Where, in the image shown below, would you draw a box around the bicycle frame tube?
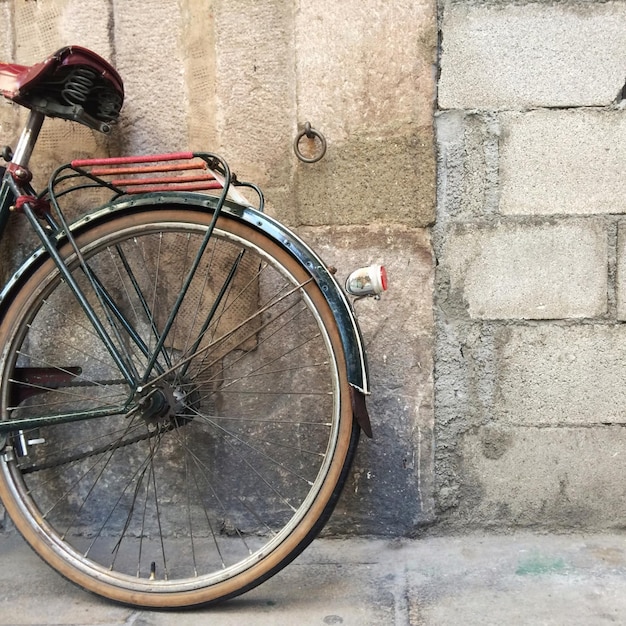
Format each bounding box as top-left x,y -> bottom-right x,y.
0,179 -> 13,236
17,201 -> 138,386
12,110 -> 45,166
0,110 -> 46,235
0,110 -> 138,387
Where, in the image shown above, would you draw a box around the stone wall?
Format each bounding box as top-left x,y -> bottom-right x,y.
0,0 -> 437,536
435,0 -> 626,531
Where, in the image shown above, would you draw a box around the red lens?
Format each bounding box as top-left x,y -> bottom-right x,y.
379,265 -> 388,291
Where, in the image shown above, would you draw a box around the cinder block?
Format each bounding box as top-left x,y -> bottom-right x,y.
442,221 -> 607,319
495,325 -> 626,426
436,111 -> 500,222
500,110 -> 626,216
439,2 -> 626,109
298,225 -> 436,533
614,223 -> 626,320
459,426 -> 626,529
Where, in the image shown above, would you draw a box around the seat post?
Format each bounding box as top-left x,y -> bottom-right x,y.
11,109 -> 45,168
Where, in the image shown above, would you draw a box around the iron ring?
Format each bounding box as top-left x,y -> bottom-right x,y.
294,122 -> 327,163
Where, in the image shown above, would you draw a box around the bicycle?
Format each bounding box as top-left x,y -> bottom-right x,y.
0,46 -> 386,608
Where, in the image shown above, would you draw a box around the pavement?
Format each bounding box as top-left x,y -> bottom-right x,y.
2,530 -> 626,625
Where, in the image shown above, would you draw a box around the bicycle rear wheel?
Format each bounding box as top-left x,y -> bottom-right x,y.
0,206 -> 358,607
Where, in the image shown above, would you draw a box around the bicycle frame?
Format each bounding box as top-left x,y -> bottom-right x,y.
0,110 -> 374,437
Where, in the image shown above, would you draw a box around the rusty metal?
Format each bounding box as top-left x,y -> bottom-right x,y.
12,195 -> 51,218
294,122 -> 327,163
350,386 -> 372,438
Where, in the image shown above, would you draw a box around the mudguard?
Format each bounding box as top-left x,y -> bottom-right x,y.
0,192 -> 373,436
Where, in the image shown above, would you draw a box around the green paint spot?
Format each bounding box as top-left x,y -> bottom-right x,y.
515,554 -> 567,576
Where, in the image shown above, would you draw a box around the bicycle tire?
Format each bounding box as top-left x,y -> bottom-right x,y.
0,206 -> 359,608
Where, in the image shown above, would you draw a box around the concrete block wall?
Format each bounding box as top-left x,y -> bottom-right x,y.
435,0 -> 626,530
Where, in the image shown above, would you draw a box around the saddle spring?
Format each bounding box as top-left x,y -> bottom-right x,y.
61,67 -> 97,106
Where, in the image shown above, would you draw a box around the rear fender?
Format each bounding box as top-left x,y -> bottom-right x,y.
0,192 -> 373,435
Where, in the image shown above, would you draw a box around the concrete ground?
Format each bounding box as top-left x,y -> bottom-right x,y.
1,531 -> 626,625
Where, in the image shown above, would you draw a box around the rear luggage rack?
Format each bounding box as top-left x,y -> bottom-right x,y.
46,151 -> 264,212
71,152 -> 224,194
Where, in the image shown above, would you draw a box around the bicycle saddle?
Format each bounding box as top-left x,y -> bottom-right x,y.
0,46 -> 124,133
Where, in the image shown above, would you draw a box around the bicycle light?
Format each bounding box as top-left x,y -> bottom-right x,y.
345,264 -> 388,297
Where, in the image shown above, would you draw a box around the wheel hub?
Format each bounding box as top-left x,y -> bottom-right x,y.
137,383 -> 188,427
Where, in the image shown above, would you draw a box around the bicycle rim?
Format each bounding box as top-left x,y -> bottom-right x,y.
0,207 -> 357,607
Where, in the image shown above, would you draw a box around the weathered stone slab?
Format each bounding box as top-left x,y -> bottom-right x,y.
298,224 -> 435,533
112,2 -> 188,154
213,0 -> 294,191
294,0 -> 436,226
296,1 -> 435,142
295,133 -> 436,227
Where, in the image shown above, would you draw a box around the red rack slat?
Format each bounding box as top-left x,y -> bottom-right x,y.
90,162 -> 206,176
71,152 -> 195,168
110,173 -> 218,187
